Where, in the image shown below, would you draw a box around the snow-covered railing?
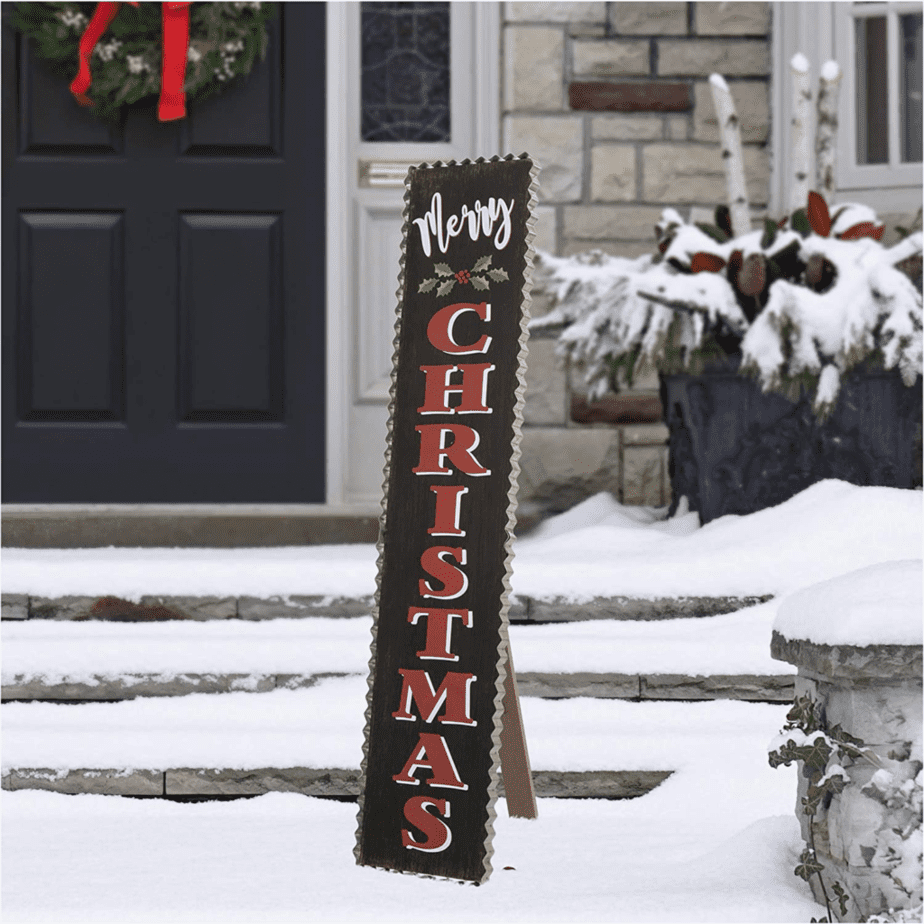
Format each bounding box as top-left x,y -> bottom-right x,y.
770,561 -> 923,921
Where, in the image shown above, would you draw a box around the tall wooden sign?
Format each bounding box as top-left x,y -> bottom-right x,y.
355,155 -> 539,884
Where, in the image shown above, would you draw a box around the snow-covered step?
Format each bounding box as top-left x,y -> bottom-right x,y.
1,606 -> 795,703
1,677 -> 789,800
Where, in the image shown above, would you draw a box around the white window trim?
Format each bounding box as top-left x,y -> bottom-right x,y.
834,1 -> 922,191
325,2 -> 501,505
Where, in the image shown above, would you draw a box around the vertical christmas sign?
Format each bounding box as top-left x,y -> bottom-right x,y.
355,155 -> 539,884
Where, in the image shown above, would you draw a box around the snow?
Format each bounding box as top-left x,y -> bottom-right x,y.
2,792 -> 818,924
709,72 -> 729,92
774,560 -> 923,646
3,480 -> 919,602
1,678 -> 789,775
821,60 -> 841,82
791,52 -> 810,73
1,601 -> 794,682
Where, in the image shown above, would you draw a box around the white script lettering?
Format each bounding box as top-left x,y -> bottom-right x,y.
413,193 -> 514,257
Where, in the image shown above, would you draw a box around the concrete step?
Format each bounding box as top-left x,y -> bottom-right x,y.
2,591 -> 772,623
2,670 -> 793,703
1,766 -> 673,800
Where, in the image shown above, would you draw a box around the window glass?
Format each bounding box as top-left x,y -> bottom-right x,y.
360,2 -> 450,143
900,12 -> 923,162
855,16 -> 889,164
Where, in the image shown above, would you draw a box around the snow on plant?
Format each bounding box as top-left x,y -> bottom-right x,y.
533,193 -> 923,420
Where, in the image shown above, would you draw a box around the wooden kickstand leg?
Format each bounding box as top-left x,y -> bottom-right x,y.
499,636 -> 538,819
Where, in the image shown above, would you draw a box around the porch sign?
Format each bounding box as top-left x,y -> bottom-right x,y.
355,155 -> 540,884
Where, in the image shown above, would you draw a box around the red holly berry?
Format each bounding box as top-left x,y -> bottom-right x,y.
454,269 -> 471,284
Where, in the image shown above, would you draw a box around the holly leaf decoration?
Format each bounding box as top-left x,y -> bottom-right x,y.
838,222 -> 885,241
433,263 -> 454,277
690,252 -> 727,273
418,277 -> 438,294
791,208 -> 812,238
487,268 -> 509,282
473,255 -> 493,272
470,275 -> 490,291
437,279 -> 456,297
760,218 -> 777,250
807,191 -> 832,237
695,222 -> 730,244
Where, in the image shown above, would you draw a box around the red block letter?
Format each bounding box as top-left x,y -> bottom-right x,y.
419,546 -> 468,600
402,797 -> 452,853
427,302 -> 492,355
393,732 -> 468,790
392,669 -> 477,726
417,363 -> 495,415
407,607 -> 473,661
428,485 -> 468,537
413,424 -> 490,477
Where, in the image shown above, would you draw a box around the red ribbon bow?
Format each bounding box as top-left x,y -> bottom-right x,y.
70,1 -> 192,121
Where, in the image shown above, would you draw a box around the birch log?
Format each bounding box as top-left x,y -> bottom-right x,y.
815,60 -> 842,203
790,53 -> 812,212
709,73 -> 751,237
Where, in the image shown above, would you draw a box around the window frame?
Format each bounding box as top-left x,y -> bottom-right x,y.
834,1 -> 923,191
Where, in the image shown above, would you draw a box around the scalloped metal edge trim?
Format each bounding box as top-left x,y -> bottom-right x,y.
354,153 -> 540,885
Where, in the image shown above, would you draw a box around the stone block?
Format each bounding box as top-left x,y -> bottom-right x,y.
657,38 -> 770,77
165,767 -> 361,797
622,422 -> 669,445
532,204 -> 558,254
590,145 -> 636,201
504,26 -> 565,110
505,2 -> 606,23
641,142 -> 769,205
572,40 -> 650,77
823,681 -> 923,748
571,393 -> 663,425
693,79 -> 769,143
525,594 -> 772,621
640,673 -> 795,702
523,338 -> 568,425
622,444 -> 667,505
666,115 -> 688,140
593,115 -> 665,141
696,2 -> 770,36
237,595 -> 374,619
5,768 -> 163,795
518,770 -> 673,799
562,240 -> 655,259
2,594 -> 29,620
516,672 -> 641,698
570,81 -> 690,112
612,3 -> 688,35
29,596 -> 99,620
139,596 -> 236,620
565,204 -> 661,240
503,115 -> 583,202
517,426 -> 622,516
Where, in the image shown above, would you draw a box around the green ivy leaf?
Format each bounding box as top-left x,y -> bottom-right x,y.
832,881 -> 849,917
473,255 -> 493,272
695,222 -> 730,244
795,850 -> 825,881
418,277 -> 438,293
433,263 -> 454,277
791,208 -> 812,238
760,217 -> 777,249
487,268 -> 509,282
436,278 -> 456,297
470,275 -> 490,291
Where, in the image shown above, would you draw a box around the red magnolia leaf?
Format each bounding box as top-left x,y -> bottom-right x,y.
838,222 -> 885,241
690,252 -> 727,273
807,191 -> 831,237
737,253 -> 767,296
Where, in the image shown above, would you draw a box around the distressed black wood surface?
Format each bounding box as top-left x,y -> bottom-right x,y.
357,157 -> 535,883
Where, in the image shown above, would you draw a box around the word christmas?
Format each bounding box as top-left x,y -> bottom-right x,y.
356,157 -> 537,884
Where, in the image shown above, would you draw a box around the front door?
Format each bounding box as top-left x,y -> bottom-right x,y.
2,3 -> 326,502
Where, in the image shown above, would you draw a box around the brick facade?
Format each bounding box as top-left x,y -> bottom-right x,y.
505,1 -> 772,517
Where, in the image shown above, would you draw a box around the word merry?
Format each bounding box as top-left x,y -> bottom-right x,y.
413,193 -> 514,257
394,301 -> 496,854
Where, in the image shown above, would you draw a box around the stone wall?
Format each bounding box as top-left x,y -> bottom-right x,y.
503,2 -> 772,522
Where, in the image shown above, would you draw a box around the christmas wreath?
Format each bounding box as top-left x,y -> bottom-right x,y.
11,2 -> 273,122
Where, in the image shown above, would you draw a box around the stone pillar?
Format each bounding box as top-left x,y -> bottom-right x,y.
771,623 -> 923,919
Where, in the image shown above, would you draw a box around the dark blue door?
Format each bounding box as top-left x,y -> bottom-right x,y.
2,4 -> 326,502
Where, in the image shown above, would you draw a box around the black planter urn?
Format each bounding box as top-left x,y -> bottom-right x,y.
659,359 -> 923,524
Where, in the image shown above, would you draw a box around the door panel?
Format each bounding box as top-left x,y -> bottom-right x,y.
3,4 -> 326,502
